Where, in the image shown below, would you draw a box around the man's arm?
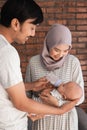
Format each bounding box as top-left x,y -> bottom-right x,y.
6,82 -> 78,115
25,77 -> 48,91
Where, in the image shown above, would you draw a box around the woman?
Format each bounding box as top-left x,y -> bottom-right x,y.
25,24 -> 84,130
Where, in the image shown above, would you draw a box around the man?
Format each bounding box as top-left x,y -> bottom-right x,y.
0,0 -> 78,129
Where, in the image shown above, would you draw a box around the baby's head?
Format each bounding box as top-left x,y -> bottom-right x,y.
58,81 -> 82,100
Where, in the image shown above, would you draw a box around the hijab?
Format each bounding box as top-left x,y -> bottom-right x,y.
41,24 -> 72,71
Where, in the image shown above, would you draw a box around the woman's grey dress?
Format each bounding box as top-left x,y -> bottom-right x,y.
25,54 -> 84,130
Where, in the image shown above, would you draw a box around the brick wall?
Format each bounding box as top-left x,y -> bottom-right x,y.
0,0 -> 87,112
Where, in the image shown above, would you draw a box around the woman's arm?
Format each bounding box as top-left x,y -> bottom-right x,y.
72,57 -> 84,105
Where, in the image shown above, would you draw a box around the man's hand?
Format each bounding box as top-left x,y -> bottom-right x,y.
28,113 -> 44,121
25,77 -> 49,92
32,77 -> 49,92
41,87 -> 53,94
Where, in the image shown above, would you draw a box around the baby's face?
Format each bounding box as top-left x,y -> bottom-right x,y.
58,83 -> 70,99
58,82 -> 78,100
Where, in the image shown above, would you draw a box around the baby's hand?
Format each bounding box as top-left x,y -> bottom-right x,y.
40,92 -> 58,107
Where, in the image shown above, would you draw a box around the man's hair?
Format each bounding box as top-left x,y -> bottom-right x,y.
0,0 -> 43,27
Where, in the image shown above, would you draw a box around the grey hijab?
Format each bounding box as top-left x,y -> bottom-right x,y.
41,24 -> 72,71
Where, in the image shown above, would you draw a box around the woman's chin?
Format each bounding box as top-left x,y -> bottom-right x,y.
54,57 -> 63,61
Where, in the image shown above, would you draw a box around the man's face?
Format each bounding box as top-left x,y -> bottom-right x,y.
14,19 -> 37,44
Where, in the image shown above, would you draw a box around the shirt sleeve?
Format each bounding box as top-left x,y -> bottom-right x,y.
0,47 -> 23,89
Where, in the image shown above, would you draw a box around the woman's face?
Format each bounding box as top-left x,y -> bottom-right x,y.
49,44 -> 70,61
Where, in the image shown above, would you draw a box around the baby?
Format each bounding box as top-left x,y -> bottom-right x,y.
41,81 -> 82,107
33,73 -> 82,104
28,81 -> 82,121
28,78 -> 82,121
51,81 -> 82,103
41,73 -> 82,107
